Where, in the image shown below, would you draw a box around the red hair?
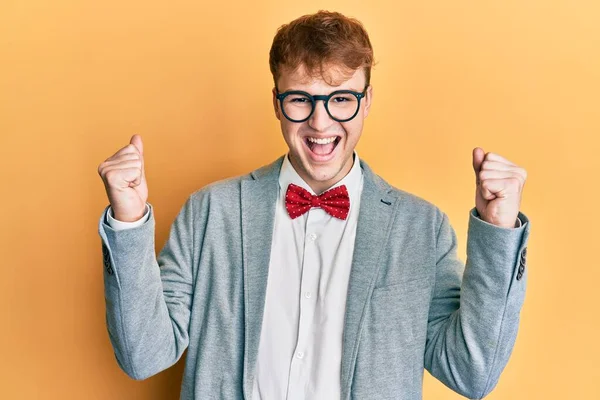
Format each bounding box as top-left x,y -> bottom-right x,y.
269,10 -> 375,87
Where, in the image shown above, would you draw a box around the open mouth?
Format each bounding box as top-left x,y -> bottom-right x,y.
304,136 -> 342,157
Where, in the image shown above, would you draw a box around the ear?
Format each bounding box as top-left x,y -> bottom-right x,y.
363,85 -> 373,119
272,87 -> 281,121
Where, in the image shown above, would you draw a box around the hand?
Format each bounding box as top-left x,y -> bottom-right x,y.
472,147 -> 527,228
98,134 -> 148,222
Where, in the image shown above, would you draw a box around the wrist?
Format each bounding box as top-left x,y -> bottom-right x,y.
112,205 -> 147,222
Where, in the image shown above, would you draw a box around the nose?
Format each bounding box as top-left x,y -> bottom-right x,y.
307,99 -> 335,132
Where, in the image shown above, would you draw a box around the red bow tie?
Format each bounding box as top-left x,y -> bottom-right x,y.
285,183 -> 350,220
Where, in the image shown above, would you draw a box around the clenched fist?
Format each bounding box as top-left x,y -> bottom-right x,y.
472,147 -> 527,228
98,134 -> 148,222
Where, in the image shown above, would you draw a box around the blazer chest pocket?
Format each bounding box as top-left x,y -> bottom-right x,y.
371,275 -> 430,299
369,276 -> 431,343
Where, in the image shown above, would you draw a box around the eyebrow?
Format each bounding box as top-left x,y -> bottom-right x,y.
279,86 -> 363,93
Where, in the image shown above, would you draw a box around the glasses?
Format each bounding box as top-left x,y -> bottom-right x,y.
275,85 -> 369,123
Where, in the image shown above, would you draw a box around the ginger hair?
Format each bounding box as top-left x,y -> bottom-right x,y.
269,10 -> 375,88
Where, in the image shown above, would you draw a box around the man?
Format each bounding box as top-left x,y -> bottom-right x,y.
97,10 -> 530,400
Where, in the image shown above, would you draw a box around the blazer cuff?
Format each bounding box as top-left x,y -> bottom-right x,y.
466,207 -> 531,305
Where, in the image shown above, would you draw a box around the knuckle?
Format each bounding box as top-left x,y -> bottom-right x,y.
105,169 -> 117,182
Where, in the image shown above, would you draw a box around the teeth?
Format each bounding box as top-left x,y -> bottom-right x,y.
307,137 -> 337,145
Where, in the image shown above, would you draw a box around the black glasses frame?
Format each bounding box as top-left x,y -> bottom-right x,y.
275,85 -> 369,123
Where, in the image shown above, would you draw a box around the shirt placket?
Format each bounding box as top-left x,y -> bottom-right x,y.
286,208 -> 324,400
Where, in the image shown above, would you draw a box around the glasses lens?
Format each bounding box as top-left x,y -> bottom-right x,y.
327,92 -> 360,121
282,93 -> 313,121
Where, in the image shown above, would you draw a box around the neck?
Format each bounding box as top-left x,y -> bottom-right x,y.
290,153 -> 355,194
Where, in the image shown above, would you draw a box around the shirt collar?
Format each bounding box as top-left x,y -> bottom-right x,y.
278,151 -> 363,205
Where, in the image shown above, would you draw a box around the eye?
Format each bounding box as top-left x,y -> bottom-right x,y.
331,94 -> 354,103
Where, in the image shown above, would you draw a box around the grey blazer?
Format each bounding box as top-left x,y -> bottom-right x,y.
98,155 -> 530,400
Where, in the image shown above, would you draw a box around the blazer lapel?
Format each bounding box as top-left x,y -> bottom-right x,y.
340,159 -> 401,399
240,156 -> 284,398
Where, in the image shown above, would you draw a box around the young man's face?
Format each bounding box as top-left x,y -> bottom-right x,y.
272,65 -> 373,194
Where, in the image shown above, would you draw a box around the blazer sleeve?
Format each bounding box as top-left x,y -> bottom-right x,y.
423,207 -> 531,399
97,195 -> 196,380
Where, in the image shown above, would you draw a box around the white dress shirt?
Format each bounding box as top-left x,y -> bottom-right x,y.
251,152 -> 363,399
105,152 -> 521,400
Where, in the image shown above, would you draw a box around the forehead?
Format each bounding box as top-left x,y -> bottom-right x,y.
277,63 -> 366,92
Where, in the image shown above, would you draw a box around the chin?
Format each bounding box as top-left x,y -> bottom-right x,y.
310,161 -> 347,181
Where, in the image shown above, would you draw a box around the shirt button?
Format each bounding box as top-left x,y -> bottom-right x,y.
309,233 -> 317,241
296,351 -> 304,359
305,291 -> 312,299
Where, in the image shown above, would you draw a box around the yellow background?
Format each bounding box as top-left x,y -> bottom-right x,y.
1,0 -> 599,398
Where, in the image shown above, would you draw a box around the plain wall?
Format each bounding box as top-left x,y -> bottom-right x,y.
1,0 -> 599,398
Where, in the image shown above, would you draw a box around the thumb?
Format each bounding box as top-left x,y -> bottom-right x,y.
130,134 -> 144,156
472,147 -> 485,182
